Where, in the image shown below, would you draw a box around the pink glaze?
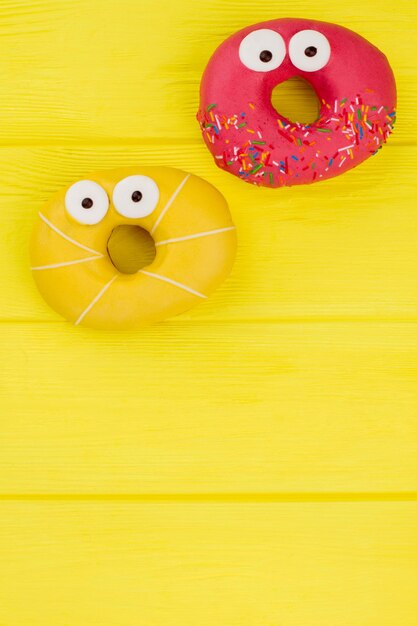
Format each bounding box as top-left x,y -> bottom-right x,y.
197,19 -> 396,187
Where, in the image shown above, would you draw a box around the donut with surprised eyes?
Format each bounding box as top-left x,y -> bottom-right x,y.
197,19 -> 396,187
31,167 -> 236,329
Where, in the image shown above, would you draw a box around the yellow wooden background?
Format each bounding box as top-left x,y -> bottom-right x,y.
0,0 -> 416,624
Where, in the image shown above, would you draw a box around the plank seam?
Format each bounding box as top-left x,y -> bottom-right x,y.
1,493 -> 417,503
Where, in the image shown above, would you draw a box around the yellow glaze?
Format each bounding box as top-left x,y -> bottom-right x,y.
30,167 -> 236,329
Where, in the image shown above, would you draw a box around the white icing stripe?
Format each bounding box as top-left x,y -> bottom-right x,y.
31,255 -> 102,271
155,225 -> 236,247
74,275 -> 117,326
150,174 -> 190,236
139,270 -> 207,299
39,212 -> 102,256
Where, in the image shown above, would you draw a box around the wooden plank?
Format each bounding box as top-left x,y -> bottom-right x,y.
0,501 -> 415,625
0,0 -> 412,144
0,321 -> 416,493
1,144 -> 416,322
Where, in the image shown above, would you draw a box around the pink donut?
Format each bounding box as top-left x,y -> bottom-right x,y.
197,19 -> 396,187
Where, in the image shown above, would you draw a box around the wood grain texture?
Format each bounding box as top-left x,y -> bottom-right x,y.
1,145 -> 417,322
0,0 -> 415,144
0,501 -> 416,626
0,0 -> 416,622
0,321 -> 416,493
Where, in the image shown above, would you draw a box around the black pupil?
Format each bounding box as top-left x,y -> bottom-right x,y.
131,190 -> 142,202
259,49 -> 273,63
81,197 -> 93,209
304,46 -> 317,57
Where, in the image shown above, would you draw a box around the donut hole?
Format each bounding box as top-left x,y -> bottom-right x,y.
107,225 -> 156,274
271,77 -> 320,124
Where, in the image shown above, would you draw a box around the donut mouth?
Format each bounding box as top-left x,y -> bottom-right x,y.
106,225 -> 156,275
270,76 -> 320,125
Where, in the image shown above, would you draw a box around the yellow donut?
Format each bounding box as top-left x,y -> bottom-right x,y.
30,166 -> 236,329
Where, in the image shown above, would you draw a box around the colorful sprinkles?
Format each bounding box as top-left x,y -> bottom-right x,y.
197,96 -> 396,187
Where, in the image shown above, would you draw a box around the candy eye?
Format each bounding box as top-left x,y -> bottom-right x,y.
112,175 -> 160,218
239,29 -> 286,72
289,30 -> 331,72
65,180 -> 109,225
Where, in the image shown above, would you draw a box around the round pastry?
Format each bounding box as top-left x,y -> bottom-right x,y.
197,18 -> 396,187
31,167 -> 236,329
